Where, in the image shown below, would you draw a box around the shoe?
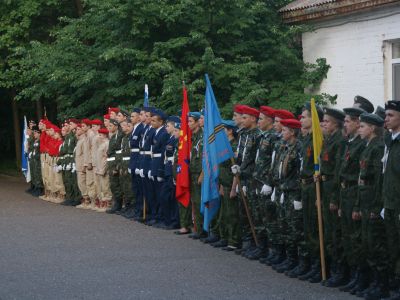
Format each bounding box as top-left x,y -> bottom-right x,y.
234,248 -> 243,255
201,235 -> 219,244
349,270 -> 369,295
339,268 -> 359,292
221,245 -> 237,251
106,206 -> 121,214
211,240 -> 228,248
308,271 -> 322,283
364,272 -> 390,300
174,230 -> 190,235
286,260 -> 310,278
298,262 -> 320,281
276,259 -> 297,274
61,199 -> 74,206
246,247 -> 268,260
146,219 -> 157,226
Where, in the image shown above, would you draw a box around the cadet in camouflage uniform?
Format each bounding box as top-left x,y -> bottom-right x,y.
355,113 -> 389,299
273,119 -> 304,274
382,100 -> 400,299
246,106 -> 277,260
298,103 -> 324,283
188,112 -> 204,239
230,105 -> 261,258
106,118 -> 124,213
337,107 -> 367,293
320,108 -> 346,287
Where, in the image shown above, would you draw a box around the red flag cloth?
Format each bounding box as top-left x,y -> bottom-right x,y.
175,86 -> 192,207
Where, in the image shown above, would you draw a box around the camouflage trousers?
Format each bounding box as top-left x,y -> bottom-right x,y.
218,186 -> 240,246
301,181 -> 318,261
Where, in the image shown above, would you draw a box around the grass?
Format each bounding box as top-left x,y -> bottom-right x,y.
0,159 -> 22,177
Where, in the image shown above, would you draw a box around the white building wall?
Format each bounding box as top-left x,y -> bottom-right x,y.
302,5 -> 400,109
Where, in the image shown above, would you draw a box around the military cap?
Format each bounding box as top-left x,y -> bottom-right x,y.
108,107 -> 120,114
354,95 -> 374,113
303,102 -> 324,120
98,128 -> 109,135
118,109 -> 130,117
241,105 -> 259,117
91,119 -> 102,126
188,112 -> 201,120
200,108 -> 205,116
143,106 -> 155,113
167,116 -> 181,124
153,108 -> 167,121
274,109 -> 295,120
360,113 -> 384,127
375,106 -> 386,120
385,100 -> 400,112
175,122 -> 181,130
343,107 -> 366,117
234,104 -> 244,114
280,119 -> 301,129
323,107 -> 345,121
81,118 -> 91,125
259,106 -> 275,118
109,119 -> 119,126
32,125 -> 40,132
132,108 -> 141,114
222,119 -> 237,130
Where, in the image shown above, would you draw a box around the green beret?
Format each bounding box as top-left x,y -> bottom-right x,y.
375,106 -> 386,120
343,107 -> 365,118
323,107 -> 345,121
119,109 -> 130,117
303,102 -> 323,120
385,100 -> 400,112
109,119 -> 119,126
359,113 -> 384,127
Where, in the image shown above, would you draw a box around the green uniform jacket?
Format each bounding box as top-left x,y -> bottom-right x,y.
107,129 -> 123,171
356,136 -> 384,214
382,133 -> 400,210
65,131 -> 77,167
299,133 -> 315,179
271,135 -> 285,187
239,127 -> 261,180
253,128 -> 277,185
235,127 -> 247,165
219,138 -> 238,187
339,135 -> 366,185
190,129 -> 203,176
279,141 -> 301,197
320,130 -> 346,205
120,133 -> 131,170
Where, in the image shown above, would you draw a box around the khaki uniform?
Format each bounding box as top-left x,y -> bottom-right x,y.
84,129 -> 96,201
94,138 -> 112,202
75,134 -> 87,197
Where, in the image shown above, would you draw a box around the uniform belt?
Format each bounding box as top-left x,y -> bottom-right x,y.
358,179 -> 372,186
131,148 -> 140,153
144,151 -> 152,155
301,177 -> 314,185
167,157 -> 174,162
341,180 -> 358,189
122,157 -> 130,161
321,175 -> 333,182
152,153 -> 162,158
107,157 -> 116,161
116,150 -> 122,154
140,151 -> 144,155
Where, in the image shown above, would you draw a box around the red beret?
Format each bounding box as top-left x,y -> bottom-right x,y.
280,119 -> 301,129
91,119 -> 102,126
76,123 -> 82,128
259,106 -> 275,118
103,114 -> 110,120
98,128 -> 109,135
81,118 -> 91,125
108,107 -> 120,114
69,118 -> 80,124
234,104 -> 244,114
241,105 -> 259,117
274,109 -> 295,120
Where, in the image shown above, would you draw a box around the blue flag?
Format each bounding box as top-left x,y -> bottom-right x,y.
144,84 -> 149,107
201,74 -> 234,232
21,116 -> 31,182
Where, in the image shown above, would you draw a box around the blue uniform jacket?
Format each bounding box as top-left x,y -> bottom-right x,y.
150,126 -> 169,177
129,123 -> 144,171
164,135 -> 177,177
141,126 -> 155,173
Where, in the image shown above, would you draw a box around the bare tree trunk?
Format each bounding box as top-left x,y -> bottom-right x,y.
10,90 -> 21,170
36,99 -> 43,121
74,0 -> 83,17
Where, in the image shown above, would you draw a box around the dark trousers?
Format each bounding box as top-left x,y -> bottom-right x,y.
132,172 -> 143,217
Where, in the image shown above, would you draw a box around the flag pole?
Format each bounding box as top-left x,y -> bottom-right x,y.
315,177 -> 326,281
231,158 -> 259,247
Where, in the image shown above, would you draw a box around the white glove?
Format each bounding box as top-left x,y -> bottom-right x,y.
280,192 -> 284,204
57,165 -> 63,173
72,164 -> 76,173
65,163 -> 72,171
135,168 -> 140,175
128,168 -> 131,174
139,169 -> 145,178
294,200 -> 303,210
260,184 -> 272,196
380,208 -> 385,219
271,188 -> 276,202
148,170 -> 152,179
242,186 -> 247,196
150,176 -> 154,181
157,177 -> 164,182
235,185 -> 239,193
231,165 -> 240,175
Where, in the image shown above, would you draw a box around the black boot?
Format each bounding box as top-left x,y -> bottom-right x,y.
325,263 -> 349,288
339,267 -> 359,292
211,239 -> 227,248
286,257 -> 310,278
358,271 -> 378,298
276,258 -> 297,273
349,268 -> 369,295
298,260 -> 319,281
267,245 -> 285,266
106,198 -> 122,214
259,248 -> 275,264
364,271 -> 390,300
201,234 -> 219,244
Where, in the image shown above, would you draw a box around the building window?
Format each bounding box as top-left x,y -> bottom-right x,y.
393,42 -> 400,100
385,41 -> 400,101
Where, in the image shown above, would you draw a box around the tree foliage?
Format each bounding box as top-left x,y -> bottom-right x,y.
1,0 -> 334,121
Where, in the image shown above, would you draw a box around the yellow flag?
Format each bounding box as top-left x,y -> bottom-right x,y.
311,98 -> 323,175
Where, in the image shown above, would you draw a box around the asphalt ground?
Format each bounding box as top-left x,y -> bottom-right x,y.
0,175 -> 356,300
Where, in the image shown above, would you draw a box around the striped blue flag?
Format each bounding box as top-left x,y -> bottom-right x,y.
144,84 -> 149,107
201,74 -> 234,232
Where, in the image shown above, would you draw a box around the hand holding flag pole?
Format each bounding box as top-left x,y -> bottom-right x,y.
311,98 -> 326,281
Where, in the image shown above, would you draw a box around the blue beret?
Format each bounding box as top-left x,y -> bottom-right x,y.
143,106 -> 155,113
175,123 -> 181,130
132,108 -> 141,114
188,112 -> 201,120
167,115 -> 181,124
153,108 -> 167,121
221,120 -> 237,130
